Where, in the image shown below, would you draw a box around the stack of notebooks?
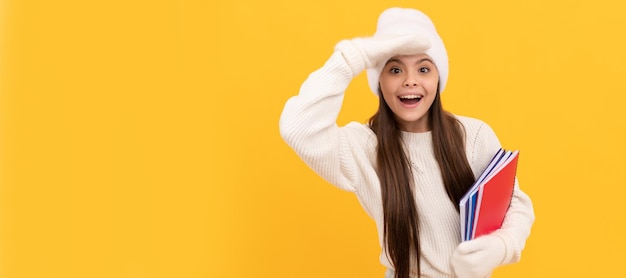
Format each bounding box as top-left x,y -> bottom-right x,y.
460,148 -> 519,241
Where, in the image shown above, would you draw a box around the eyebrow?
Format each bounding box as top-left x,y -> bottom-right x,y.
385,57 -> 434,66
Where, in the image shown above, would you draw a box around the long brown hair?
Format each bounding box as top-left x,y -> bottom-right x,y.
368,91 -> 475,278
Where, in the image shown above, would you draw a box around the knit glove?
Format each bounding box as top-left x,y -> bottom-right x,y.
451,234 -> 506,278
334,34 -> 430,77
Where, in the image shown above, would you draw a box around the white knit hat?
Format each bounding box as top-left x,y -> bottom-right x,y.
366,7 -> 449,95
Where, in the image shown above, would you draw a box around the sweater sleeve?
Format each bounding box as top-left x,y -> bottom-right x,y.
278,45 -> 368,192
471,122 -> 536,266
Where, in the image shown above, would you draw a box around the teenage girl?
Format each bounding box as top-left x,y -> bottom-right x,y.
279,7 -> 535,278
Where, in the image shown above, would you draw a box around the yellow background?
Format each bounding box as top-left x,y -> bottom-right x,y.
2,0 -> 625,277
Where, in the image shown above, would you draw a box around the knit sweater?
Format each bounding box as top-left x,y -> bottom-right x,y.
279,50 -> 535,277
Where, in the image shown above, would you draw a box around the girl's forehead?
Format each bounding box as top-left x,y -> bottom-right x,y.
393,53 -> 432,60
386,53 -> 434,64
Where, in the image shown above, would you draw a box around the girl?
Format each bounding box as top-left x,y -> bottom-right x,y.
279,7 -> 534,278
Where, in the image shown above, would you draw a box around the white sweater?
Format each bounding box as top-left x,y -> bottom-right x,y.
279,50 -> 535,277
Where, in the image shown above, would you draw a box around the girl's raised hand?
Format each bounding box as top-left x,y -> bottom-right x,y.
334,34 -> 430,77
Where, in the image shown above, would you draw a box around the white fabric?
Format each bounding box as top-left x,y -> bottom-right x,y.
452,233 -> 506,278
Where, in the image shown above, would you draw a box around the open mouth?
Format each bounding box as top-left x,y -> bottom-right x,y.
399,95 -> 422,105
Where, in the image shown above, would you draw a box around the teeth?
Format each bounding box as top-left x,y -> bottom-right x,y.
400,95 -> 421,99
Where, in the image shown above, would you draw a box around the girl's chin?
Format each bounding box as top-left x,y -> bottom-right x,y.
395,115 -> 429,128
395,112 -> 428,121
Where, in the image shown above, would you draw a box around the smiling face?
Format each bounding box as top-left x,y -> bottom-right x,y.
379,53 -> 440,133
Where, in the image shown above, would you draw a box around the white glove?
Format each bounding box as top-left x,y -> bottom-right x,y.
451,234 -> 507,278
334,34 -> 430,76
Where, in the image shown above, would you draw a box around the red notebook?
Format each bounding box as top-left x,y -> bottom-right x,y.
460,149 -> 519,241
471,150 -> 519,239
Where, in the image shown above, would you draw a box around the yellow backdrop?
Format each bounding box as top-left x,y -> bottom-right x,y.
2,0 -> 625,277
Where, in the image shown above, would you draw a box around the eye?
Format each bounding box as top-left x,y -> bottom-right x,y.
390,67 -> 402,74
419,67 -> 430,73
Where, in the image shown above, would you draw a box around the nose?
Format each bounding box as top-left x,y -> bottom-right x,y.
404,72 -> 419,88
404,80 -> 418,87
